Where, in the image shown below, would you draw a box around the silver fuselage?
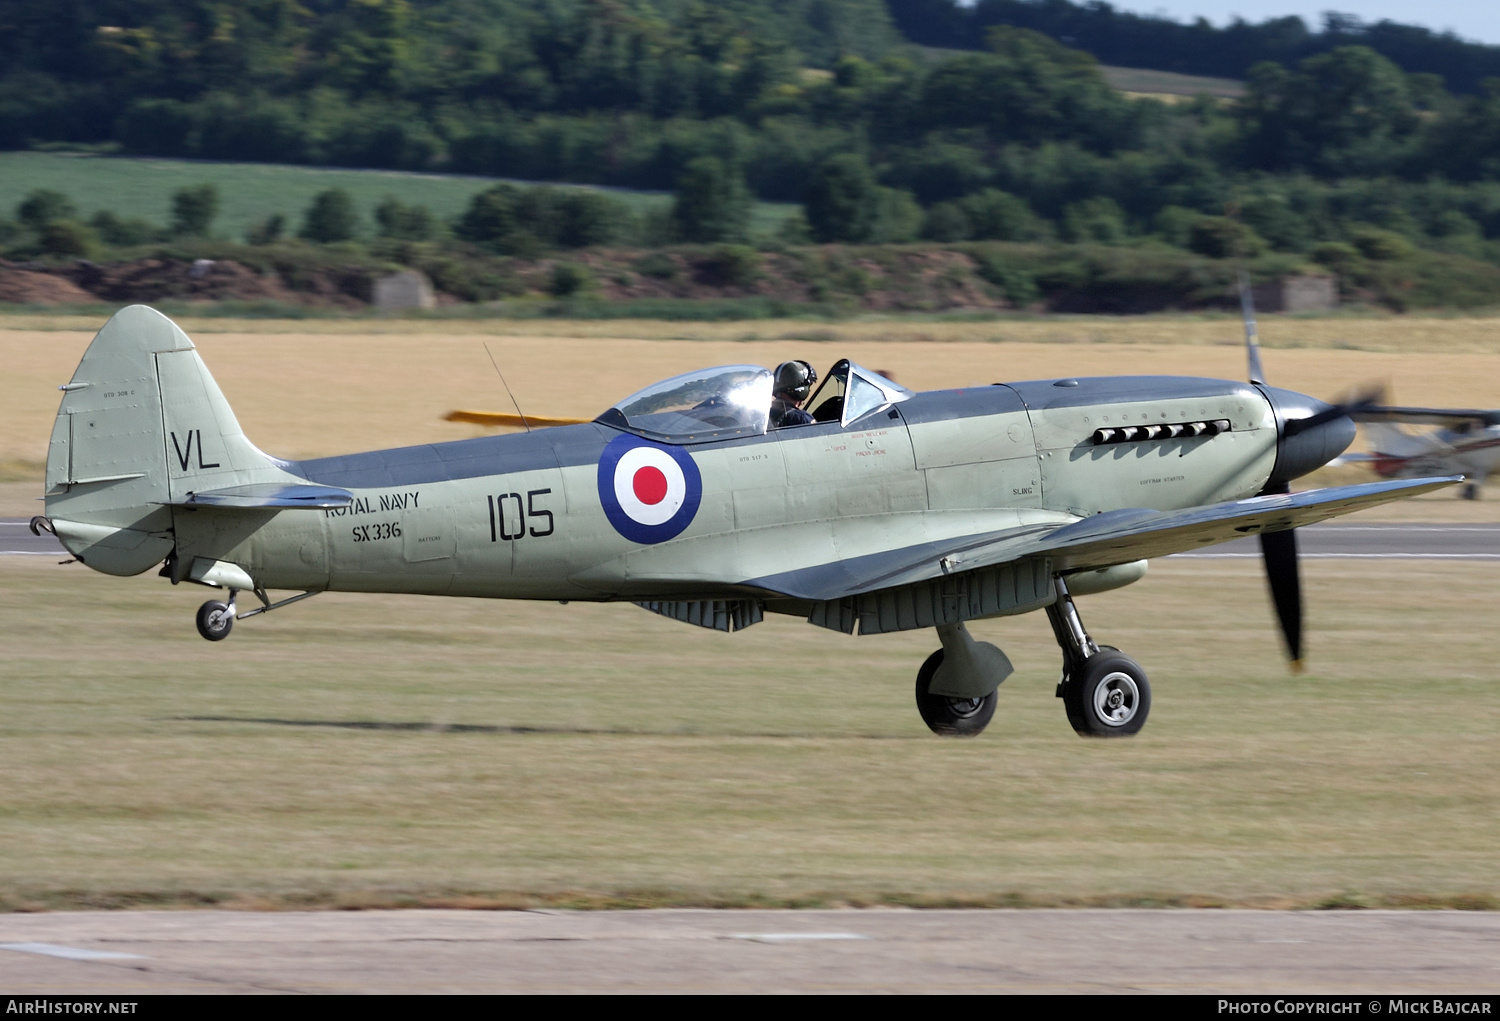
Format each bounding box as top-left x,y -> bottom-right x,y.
157,377 -> 1277,603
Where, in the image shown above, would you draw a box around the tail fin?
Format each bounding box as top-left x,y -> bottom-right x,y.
45,305 -> 285,575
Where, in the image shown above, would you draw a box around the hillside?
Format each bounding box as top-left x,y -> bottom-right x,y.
0,152 -> 799,244
6,2 -> 1500,316
888,0 -> 1500,95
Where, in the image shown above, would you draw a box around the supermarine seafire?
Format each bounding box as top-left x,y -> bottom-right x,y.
36,306 -> 1457,737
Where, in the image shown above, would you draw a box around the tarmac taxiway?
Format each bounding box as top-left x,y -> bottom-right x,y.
1,908 -> 1498,993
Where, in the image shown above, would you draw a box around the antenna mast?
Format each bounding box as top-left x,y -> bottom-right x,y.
483,342 -> 531,433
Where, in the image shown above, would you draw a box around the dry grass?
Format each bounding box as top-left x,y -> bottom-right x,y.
7,314 -> 1500,468
0,555 -> 1495,909
4,311 -> 1498,909
8,311 -> 1500,351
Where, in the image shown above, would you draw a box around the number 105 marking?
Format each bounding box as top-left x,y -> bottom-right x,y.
488,488 -> 555,541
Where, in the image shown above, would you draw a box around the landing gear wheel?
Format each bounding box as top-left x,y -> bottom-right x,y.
1462,482 -> 1481,501
1061,651 -> 1150,738
914,649 -> 997,737
195,600 -> 234,642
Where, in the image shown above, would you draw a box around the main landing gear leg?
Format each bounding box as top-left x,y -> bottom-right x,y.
913,621 -> 1014,737
1046,575 -> 1151,738
195,589 -> 236,642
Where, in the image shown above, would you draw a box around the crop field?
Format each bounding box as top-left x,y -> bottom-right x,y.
1,311 -> 1497,909
0,152 -> 799,241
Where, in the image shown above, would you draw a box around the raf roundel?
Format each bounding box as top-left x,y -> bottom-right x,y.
598,435 -> 703,544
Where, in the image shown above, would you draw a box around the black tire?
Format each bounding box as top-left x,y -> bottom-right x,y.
1462,483 -> 1481,501
195,600 -> 234,642
1057,644 -> 1116,731
1061,651 -> 1150,738
914,649 -> 998,737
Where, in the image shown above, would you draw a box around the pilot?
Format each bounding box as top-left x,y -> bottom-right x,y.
770,360 -> 817,428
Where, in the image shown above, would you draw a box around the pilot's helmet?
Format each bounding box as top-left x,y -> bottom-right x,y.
773,360 -> 817,402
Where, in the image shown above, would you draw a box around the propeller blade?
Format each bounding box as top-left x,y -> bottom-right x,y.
1258,526 -> 1303,670
1238,267 -> 1266,386
445,410 -> 591,428
1283,383 -> 1388,437
1256,476 -> 1304,670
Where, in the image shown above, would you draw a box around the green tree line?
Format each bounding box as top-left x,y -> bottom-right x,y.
6,4 -> 1500,202
887,0 -> 1500,96
8,3 -> 1500,289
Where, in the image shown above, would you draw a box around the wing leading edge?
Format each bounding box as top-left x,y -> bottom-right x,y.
744,476 -> 1462,603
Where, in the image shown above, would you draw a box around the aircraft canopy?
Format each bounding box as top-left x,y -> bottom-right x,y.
597,360 -> 914,443
599,365 -> 773,443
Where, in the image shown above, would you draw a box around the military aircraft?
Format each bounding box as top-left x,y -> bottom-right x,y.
36,305 -> 1457,739
1343,406 -> 1500,500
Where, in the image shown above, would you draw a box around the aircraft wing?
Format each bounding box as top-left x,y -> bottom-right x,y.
744,476 -> 1461,602
1354,406 -> 1500,427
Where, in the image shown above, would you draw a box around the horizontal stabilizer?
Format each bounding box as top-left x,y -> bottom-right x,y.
445,410 -> 591,428
170,483 -> 353,510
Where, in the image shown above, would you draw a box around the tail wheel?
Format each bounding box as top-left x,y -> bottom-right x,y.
1061,651 -> 1150,738
914,649 -> 997,737
195,600 -> 234,642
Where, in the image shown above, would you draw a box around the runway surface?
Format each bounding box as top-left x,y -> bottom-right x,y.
7,520 -> 1500,558
0,518 -> 66,557
0,909 -> 1497,993
1169,523 -> 1500,560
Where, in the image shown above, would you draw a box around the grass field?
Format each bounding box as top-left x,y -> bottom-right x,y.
1100,65 -> 1245,100
1,554 -> 1495,910
2,310 -> 1497,910
6,312 -> 1500,471
0,152 -> 798,242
